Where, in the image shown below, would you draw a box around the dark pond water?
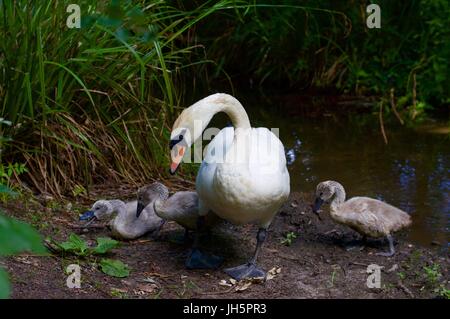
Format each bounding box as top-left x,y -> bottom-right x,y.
231,94 -> 449,248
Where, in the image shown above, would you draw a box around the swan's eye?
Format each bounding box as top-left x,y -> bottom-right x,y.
169,134 -> 183,150
169,129 -> 186,150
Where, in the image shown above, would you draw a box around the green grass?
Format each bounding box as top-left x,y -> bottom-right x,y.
0,0 -> 234,195
1,0 -> 448,196
280,231 -> 297,246
423,263 -> 442,285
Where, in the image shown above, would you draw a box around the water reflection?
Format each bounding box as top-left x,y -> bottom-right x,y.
242,95 -> 449,247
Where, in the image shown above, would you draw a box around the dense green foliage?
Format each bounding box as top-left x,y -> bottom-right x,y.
0,0 -> 224,194
0,0 -> 448,195
197,0 -> 450,107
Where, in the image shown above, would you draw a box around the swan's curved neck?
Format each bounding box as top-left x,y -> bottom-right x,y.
330,183 -> 346,213
220,98 -> 251,130
198,94 -> 251,130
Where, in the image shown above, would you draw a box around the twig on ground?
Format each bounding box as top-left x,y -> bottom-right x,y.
397,280 -> 415,298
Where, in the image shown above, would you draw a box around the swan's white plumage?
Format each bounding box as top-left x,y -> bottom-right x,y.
185,95 -> 290,228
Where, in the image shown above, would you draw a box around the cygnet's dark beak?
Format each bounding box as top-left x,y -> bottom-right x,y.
79,210 -> 95,221
312,197 -> 324,214
136,201 -> 145,218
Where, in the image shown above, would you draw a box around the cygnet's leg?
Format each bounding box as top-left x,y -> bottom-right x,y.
224,228 -> 267,281
376,234 -> 395,257
185,216 -> 223,269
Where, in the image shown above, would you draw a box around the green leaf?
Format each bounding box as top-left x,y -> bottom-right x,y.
58,234 -> 88,256
0,268 -> 10,299
93,237 -> 120,254
0,214 -> 46,255
99,259 -> 130,278
0,185 -> 17,197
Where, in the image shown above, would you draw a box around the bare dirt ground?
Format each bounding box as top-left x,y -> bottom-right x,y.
1,186 -> 449,299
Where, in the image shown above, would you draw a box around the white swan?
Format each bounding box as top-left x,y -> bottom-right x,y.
313,180 -> 412,256
167,93 -> 290,280
81,187 -> 168,240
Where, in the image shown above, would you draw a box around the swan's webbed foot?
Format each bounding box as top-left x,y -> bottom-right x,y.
224,262 -> 266,281
375,234 -> 395,257
224,228 -> 268,281
185,248 -> 223,269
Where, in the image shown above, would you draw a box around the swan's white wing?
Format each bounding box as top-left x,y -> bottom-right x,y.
197,127 -> 290,226
196,127 -> 234,215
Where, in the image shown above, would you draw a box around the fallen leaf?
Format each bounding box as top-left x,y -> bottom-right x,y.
219,280 -> 232,287
99,259 -> 130,278
136,283 -> 158,294
235,281 -> 252,292
266,267 -> 282,280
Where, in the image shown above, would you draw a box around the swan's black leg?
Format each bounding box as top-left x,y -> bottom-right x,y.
224,228 -> 267,281
376,234 -> 395,257
185,216 -> 223,269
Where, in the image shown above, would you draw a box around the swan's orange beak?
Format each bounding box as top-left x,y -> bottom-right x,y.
169,145 -> 186,175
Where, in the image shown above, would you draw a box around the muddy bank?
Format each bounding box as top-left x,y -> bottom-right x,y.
1,190 -> 449,299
